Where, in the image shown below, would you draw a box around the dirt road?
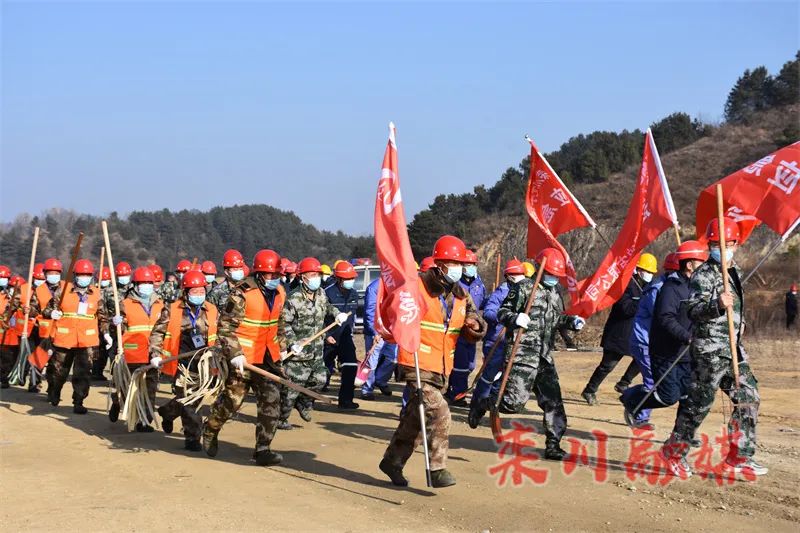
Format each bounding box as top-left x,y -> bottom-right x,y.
1,341 -> 797,532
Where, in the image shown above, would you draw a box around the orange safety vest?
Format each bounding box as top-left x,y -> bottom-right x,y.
398,279 -> 466,376
35,282 -> 59,338
53,288 -> 102,349
234,285 -> 285,364
160,300 -> 218,376
122,297 -> 164,364
13,283 -> 37,338
0,290 -> 20,346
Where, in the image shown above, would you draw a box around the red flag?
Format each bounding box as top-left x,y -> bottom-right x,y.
567,128 -> 678,317
525,137 -> 595,305
696,141 -> 800,243
373,123 -> 427,354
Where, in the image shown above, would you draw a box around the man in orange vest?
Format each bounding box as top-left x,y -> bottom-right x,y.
380,236 -> 486,488
43,259 -> 109,413
108,266 -> 165,430
202,249 -> 288,466
25,258 -> 65,392
149,270 -> 218,451
0,265 -> 21,388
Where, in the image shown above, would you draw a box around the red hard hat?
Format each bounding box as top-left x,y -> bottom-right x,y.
663,253 -> 679,272
200,261 -> 217,275
504,258 -> 525,276
176,259 -> 192,273
148,264 -> 164,282
223,249 -> 245,268
0,265 -> 10,278
10,275 -> 25,287
252,249 -> 281,273
432,235 -> 467,263
44,257 -> 63,272
279,258 -> 291,273
132,266 -> 155,283
101,266 -> 112,281
791,283 -> 798,292
189,263 -> 202,272
116,261 -> 133,277
284,261 -> 298,274
334,261 -> 357,279
535,248 -> 567,277
706,217 -> 741,243
297,257 -> 322,274
74,259 -> 94,275
463,250 -> 478,264
675,239 -> 709,263
419,256 -> 436,272
243,265 -> 250,277
181,270 -> 207,289
33,263 -> 45,280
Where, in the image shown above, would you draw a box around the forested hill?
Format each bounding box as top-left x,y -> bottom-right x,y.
0,205 -> 373,274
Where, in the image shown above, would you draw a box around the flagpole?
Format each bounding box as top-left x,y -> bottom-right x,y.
673,224 -> 682,247
412,350 -> 433,487
593,226 -> 643,291
741,215 -> 799,285
716,185 -> 740,388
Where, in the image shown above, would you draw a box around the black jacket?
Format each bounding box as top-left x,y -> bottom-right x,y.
600,277 -> 642,354
649,272 -> 692,361
786,291 -> 798,317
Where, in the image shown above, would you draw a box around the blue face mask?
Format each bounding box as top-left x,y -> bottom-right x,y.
0,278 -> 8,288
75,275 -> 93,288
443,266 -> 463,284
264,278 -> 281,290
33,279 -> 45,287
137,283 -> 154,297
117,275 -> 131,286
229,269 -> 244,282
100,280 -> 110,288
304,276 -> 322,292
709,247 -> 734,264
205,274 -> 216,284
188,294 -> 206,306
46,274 -> 61,285
542,274 -> 559,287
342,279 -> 355,290
464,265 -> 477,279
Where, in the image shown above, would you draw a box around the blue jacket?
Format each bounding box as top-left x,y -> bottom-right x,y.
629,274 -> 667,360
459,275 -> 486,311
363,278 -> 379,338
649,271 -> 693,361
324,282 -> 359,341
482,282 -> 509,351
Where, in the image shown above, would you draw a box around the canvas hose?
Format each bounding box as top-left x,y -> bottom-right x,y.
178,347 -> 229,411
8,338 -> 32,386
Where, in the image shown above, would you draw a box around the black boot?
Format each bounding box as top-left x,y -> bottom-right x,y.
544,440 -> 567,461
158,406 -> 173,434
108,402 -> 120,422
468,398 -> 488,429
184,440 -> 202,452
379,458 -> 408,487
73,404 -> 88,415
255,450 -> 283,466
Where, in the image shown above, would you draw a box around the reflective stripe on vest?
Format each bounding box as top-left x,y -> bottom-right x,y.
52,289 -> 102,349
234,285 -> 285,364
121,298 -> 164,364
160,301 -> 218,376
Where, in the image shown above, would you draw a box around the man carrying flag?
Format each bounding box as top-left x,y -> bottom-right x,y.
373,124 -> 485,488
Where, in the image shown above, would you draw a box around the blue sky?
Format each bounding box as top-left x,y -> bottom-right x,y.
2,1 -> 797,235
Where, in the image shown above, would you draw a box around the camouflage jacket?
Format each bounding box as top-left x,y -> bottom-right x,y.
157,280 -> 180,304
207,279 -> 234,311
497,278 -> 576,364
28,282 -> 62,318
279,283 -> 340,362
149,296 -> 216,359
102,283 -> 133,316
686,259 -> 745,361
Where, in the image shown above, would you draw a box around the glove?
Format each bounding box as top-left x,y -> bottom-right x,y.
150,356 -> 162,368
112,315 -> 123,326
104,333 -> 113,350
290,344 -> 303,355
335,312 -> 349,326
230,355 -> 246,373
51,310 -> 63,320
572,316 -> 586,331
515,313 -> 531,329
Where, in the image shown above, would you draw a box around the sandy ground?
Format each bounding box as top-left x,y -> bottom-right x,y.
1,338 -> 798,532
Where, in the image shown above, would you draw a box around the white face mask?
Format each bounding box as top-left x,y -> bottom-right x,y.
640,271 -> 654,283
507,275 -> 525,284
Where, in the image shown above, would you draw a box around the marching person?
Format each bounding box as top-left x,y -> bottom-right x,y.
202,249 -> 286,466
446,249 -> 486,405
278,257 -> 347,428
380,235 -> 486,488
323,261 -> 360,409
108,266 -> 164,431
207,249 -> 246,311
150,270 -> 218,451
622,242 -> 707,427
0,265 -> 20,388
786,283 -> 797,329
467,259 -> 524,428
581,253 -> 657,405
91,266 -> 114,380
360,276 -> 397,400
662,218 -> 767,478
201,260 -> 218,290
43,259 -> 109,413
477,248 -> 583,460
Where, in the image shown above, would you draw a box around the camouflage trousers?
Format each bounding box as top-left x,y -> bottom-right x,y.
160,387 -> 202,441
47,346 -> 98,405
384,381 -> 450,471
667,357 -> 760,459
206,365 -> 281,453
111,363 -> 158,424
279,357 -> 326,421
0,345 -> 17,384
491,355 -> 567,445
